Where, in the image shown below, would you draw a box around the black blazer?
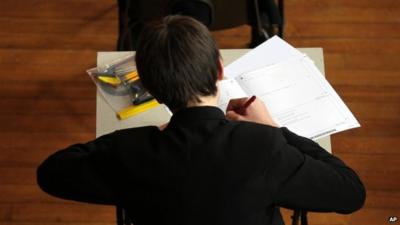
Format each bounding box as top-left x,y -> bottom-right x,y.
37,106 -> 365,225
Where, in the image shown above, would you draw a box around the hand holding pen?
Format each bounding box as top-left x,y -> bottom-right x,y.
233,95 -> 257,115
226,95 -> 278,127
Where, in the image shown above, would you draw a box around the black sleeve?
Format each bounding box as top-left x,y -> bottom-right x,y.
266,127 -> 366,214
37,132 -> 119,205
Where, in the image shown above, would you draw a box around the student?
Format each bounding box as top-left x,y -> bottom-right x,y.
37,15 -> 365,225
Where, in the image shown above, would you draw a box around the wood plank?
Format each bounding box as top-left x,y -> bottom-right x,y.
0,222 -> 113,225
0,81 -> 95,100
286,7 -> 399,23
0,51 -> 97,80
0,18 -> 117,35
343,101 -> 400,120
281,208 -> 400,225
288,38 -> 400,54
331,83 -> 400,101
324,53 -> 400,70
0,185 -> 54,203
0,130 -> 95,149
0,49 -> 96,67
0,206 -> 12,221
0,133 -> 96,167
285,22 -> 400,39
335,91 -> 400,104
333,119 -> 400,138
0,64 -> 94,81
0,147 -> 63,168
365,190 -> 400,209
0,0 -> 118,20
358,170 -> 400,191
286,0 -> 400,8
0,168 -> 38,185
213,36 -> 250,49
0,114 -> 95,133
335,154 -> 400,173
0,147 -> 75,168
327,70 -> 400,87
314,208 -> 400,225
0,99 -> 95,115
0,196 -> 398,224
0,132 -> 94,150
332,136 -> 400,155
0,33 -> 116,50
6,203 -> 115,222
328,78 -> 400,98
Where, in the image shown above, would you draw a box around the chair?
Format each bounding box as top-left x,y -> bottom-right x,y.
116,206 -> 134,225
116,0 -> 284,50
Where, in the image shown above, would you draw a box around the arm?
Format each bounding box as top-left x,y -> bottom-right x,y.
37,133 -> 119,205
226,97 -> 366,213
268,127 -> 365,213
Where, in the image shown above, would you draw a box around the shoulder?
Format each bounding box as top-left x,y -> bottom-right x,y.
110,126 -> 161,145
113,126 -> 160,136
224,120 -> 287,151
227,120 -> 281,139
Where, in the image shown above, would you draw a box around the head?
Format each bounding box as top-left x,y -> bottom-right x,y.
135,15 -> 222,111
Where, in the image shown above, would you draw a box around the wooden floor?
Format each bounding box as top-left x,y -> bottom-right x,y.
0,0 -> 399,225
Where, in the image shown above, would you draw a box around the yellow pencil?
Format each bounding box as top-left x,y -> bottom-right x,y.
127,75 -> 140,83
117,99 -> 159,120
124,70 -> 139,80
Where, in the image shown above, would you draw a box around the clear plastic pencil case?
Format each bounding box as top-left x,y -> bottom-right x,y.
87,53 -> 155,118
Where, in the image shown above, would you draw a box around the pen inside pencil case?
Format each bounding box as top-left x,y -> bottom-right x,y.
133,92 -> 154,105
115,66 -> 137,75
129,81 -> 154,105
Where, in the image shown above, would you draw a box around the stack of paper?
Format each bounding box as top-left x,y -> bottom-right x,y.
218,36 -> 360,140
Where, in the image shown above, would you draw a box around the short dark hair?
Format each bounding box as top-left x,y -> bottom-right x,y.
135,15 -> 220,110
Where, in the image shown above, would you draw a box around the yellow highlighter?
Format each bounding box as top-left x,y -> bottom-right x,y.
98,71 -> 139,86
117,99 -> 159,120
97,76 -> 121,86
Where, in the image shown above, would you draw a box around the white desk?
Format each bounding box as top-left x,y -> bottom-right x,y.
96,49 -> 332,152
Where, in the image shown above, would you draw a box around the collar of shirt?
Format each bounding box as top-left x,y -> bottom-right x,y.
169,106 -> 226,125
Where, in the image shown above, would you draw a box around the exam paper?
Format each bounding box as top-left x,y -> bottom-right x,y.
232,56 -> 360,140
224,36 -> 304,79
218,79 -> 248,111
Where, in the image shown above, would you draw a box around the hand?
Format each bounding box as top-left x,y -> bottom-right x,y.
226,97 -> 278,127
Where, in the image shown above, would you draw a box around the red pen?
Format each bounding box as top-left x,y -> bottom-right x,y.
234,95 -> 256,115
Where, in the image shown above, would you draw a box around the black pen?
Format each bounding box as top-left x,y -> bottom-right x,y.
133,92 -> 154,105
